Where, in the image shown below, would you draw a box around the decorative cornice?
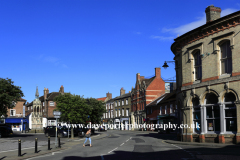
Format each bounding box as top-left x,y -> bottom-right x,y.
181,75 -> 240,91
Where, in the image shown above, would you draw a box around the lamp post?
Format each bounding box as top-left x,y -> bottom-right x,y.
162,61 -> 175,69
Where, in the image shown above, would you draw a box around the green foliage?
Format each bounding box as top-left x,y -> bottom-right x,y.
87,98 -> 106,124
54,93 -> 91,124
0,78 -> 24,116
54,94 -> 106,125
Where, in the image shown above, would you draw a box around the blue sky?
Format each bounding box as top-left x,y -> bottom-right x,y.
1,0 -> 239,102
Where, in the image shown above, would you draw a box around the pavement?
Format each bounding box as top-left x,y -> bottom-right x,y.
0,132 -> 108,160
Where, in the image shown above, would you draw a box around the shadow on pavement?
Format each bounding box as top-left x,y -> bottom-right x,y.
61,145 -> 240,160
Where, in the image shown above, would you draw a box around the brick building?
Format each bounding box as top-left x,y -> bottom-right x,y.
171,5 -> 240,143
131,68 -> 165,130
4,98 -> 28,131
146,92 -> 177,132
26,85 -> 65,128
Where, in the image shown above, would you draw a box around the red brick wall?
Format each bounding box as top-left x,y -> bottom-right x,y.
7,100 -> 26,117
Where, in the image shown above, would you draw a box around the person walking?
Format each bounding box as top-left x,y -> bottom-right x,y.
83,129 -> 92,147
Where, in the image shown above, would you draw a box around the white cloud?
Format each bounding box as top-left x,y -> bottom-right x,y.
162,8 -> 238,36
150,35 -> 174,41
44,56 -> 59,63
62,64 -> 68,68
133,31 -> 142,35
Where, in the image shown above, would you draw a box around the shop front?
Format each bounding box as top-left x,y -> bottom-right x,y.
5,118 -> 28,131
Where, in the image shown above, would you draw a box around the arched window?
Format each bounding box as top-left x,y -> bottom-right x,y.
193,50 -> 202,80
220,41 -> 232,74
205,93 -> 220,132
224,92 -> 236,132
192,97 -> 200,133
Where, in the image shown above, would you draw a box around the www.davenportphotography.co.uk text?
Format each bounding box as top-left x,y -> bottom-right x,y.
59,122 -> 200,130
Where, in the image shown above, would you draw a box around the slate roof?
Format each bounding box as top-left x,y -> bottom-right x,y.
25,92 -> 62,107
132,76 -> 156,91
146,91 -> 176,107
113,93 -> 131,100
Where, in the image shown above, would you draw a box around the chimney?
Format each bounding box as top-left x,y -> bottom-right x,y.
59,85 -> 64,94
106,92 -> 112,99
205,5 -> 221,23
155,67 -> 161,78
140,76 -> 145,80
120,87 -> 125,96
136,73 -> 140,81
44,88 -> 49,99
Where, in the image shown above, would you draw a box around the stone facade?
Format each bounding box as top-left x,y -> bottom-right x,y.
171,5 -> 240,144
114,89 -> 131,130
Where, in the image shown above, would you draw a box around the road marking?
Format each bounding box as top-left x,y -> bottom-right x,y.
126,139 -> 129,142
120,143 -> 124,146
52,151 -> 62,155
108,147 -> 118,153
25,154 -> 52,160
0,146 -> 43,153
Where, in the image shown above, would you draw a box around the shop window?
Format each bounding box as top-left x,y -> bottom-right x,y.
206,93 -> 220,132
224,92 -> 237,132
192,97 -> 200,133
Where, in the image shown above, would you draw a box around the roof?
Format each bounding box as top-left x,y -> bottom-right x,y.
105,98 -> 115,103
146,92 -> 176,107
25,92 -> 62,107
96,97 -> 107,101
132,76 -> 156,91
144,76 -> 155,87
113,93 -> 131,100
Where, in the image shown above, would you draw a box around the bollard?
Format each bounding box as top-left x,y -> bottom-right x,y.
35,138 -> 38,153
18,139 -> 21,156
48,136 -> 51,150
58,137 -> 61,148
35,129 -> 36,133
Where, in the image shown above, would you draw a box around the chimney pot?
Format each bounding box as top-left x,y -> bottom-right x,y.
205,5 -> 221,23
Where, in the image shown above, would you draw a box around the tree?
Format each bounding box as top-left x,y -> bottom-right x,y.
54,93 -> 91,138
87,98 -> 106,125
0,78 -> 24,117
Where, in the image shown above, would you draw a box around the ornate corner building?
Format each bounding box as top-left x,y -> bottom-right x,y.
171,5 -> 240,144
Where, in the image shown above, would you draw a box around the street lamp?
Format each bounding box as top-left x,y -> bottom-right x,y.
162,61 -> 175,69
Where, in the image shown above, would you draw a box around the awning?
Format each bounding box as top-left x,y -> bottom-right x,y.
5,118 -> 28,123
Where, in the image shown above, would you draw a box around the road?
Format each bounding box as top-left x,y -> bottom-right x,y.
23,130 -> 196,160
1,130 -> 240,160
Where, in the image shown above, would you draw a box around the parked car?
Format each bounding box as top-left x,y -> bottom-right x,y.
44,126 -> 71,138
0,125 -> 13,138
98,126 -> 106,131
75,127 -> 95,137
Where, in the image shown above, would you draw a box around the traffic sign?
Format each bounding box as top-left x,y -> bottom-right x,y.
54,116 -> 60,118
53,111 -> 61,116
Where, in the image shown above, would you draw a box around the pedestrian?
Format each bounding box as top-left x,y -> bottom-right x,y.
83,129 -> 92,147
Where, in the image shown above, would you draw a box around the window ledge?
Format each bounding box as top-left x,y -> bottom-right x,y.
219,74 -> 231,79
193,80 -> 201,84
